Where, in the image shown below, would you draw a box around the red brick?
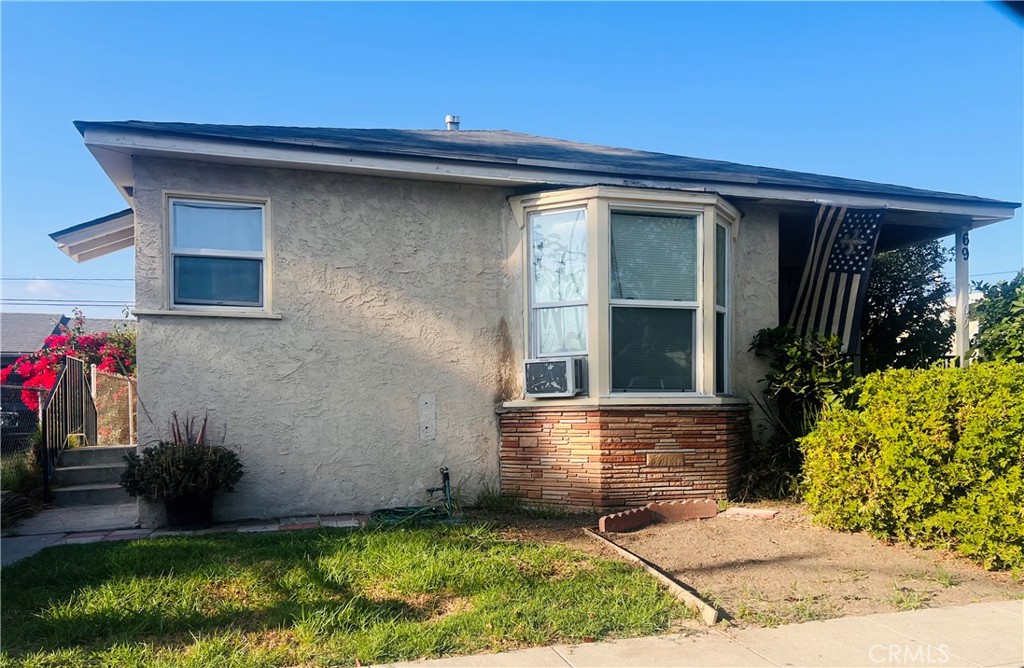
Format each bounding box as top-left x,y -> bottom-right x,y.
599,507 -> 656,533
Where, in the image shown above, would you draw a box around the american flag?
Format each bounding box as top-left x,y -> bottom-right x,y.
788,205 -> 883,353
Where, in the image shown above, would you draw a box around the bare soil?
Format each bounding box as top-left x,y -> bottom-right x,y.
470,505 -> 1024,628
612,504 -> 1024,626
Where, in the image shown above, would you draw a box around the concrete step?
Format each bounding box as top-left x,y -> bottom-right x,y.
59,445 -> 134,467
54,464 -> 126,487
52,483 -> 133,507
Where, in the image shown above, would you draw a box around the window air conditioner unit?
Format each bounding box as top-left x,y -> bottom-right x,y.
524,357 -> 586,398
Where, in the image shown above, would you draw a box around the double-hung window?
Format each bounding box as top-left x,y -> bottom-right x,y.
529,208 -> 588,356
169,198 -> 266,309
610,211 -> 699,392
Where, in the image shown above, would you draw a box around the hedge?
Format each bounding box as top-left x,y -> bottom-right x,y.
801,362 -> 1024,570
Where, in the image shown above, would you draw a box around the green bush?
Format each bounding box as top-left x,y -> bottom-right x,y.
972,271 -> 1024,363
743,326 -> 857,498
121,442 -> 243,501
801,362 -> 1024,570
0,427 -> 43,497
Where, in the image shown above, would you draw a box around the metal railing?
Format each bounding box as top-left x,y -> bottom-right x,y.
38,356 -> 97,499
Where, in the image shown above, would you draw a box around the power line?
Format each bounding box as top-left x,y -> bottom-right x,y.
1,300 -> 134,307
1,277 -> 134,282
940,270 -> 1021,278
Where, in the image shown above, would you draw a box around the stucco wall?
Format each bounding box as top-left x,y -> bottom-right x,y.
133,157 -> 515,522
729,205 -> 780,442
131,158 -> 781,523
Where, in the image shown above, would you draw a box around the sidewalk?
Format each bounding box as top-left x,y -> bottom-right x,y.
1,504 -> 364,566
383,600 -> 1023,668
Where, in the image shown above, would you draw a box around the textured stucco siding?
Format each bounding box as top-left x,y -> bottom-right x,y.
133,157 -> 515,522
131,158 -> 781,523
729,206 -> 780,441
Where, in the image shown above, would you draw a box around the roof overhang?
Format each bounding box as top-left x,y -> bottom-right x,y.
49,208 -> 134,263
75,124 -> 1020,238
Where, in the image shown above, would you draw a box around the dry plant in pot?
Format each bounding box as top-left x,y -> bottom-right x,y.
120,412 -> 243,529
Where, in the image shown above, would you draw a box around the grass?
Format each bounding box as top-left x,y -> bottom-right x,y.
887,582 -> 929,611
472,486 -> 573,520
0,451 -> 33,493
731,584 -> 837,627
0,524 -> 688,667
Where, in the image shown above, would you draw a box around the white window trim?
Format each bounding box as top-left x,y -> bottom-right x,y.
164,193 -> 274,314
527,205 -> 590,359
715,220 -> 731,395
512,186 -> 740,403
607,205 -> 704,396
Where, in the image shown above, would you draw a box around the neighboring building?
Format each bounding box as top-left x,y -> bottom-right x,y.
1,312 -> 68,369
52,119 -> 1020,524
0,313 -> 68,448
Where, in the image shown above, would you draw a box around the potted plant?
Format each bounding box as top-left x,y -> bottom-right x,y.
120,413 -> 243,529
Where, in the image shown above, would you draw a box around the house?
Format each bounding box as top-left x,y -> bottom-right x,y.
52,118 -> 1020,524
1,313 -> 69,448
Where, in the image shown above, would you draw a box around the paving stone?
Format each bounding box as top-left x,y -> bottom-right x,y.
280,522 -> 320,531
63,533 -> 107,544
102,529 -> 152,542
237,524 -> 279,533
321,517 -> 361,528
149,529 -> 194,538
194,524 -> 238,535
283,516 -> 321,525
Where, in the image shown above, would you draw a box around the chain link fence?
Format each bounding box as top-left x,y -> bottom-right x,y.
93,369 -> 136,446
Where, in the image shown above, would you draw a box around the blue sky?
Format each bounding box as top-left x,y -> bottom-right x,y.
2,1 -> 1021,320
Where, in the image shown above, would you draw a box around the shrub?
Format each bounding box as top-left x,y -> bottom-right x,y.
743,326 -> 857,498
801,362 -> 1024,570
0,427 -> 43,497
121,410 -> 242,501
121,442 -> 243,501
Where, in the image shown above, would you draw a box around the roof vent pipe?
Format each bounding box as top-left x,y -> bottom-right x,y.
445,114 -> 460,131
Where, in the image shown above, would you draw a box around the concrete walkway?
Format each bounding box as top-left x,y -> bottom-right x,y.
384,600 -> 1023,668
1,505 -> 364,566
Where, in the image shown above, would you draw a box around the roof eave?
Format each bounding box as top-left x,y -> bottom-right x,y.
50,209 -> 135,263
78,124 -> 1020,228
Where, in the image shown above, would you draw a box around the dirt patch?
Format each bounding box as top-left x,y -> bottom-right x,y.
610,504 -> 1023,626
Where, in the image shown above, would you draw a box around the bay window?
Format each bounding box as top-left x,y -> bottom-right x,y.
529,208 -> 588,356
517,186 -> 738,400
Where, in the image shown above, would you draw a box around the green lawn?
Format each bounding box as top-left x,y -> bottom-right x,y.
1,524 -> 687,667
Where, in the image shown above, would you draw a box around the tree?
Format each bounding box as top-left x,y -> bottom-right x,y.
972,270 -> 1024,363
860,240 -> 954,373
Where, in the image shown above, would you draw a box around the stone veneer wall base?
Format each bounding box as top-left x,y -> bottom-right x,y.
498,404 -> 751,510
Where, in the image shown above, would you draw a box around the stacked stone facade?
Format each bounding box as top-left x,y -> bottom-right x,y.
498,405 -> 751,509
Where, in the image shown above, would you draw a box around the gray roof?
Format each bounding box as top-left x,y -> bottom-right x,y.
0,313 -> 68,355
80,318 -> 135,335
75,120 -> 1018,207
